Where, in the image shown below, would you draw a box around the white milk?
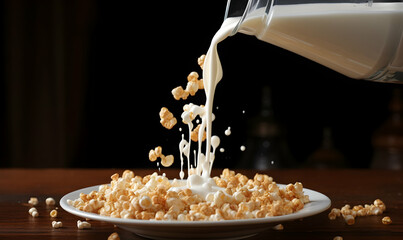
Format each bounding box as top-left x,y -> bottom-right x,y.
181,17 -> 239,175
240,3 -> 403,79
177,17 -> 239,197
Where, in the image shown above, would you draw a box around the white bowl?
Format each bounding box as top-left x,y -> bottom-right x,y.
60,184 -> 331,240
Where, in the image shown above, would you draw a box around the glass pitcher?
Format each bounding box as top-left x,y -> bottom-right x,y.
225,0 -> 403,82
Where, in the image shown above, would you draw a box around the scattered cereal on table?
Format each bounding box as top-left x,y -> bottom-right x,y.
108,232 -> 120,240
273,224 -> 284,230
50,209 -> 58,218
51,221 -> 63,229
46,197 -> 56,206
382,216 -> 392,225
28,197 -> 38,206
77,220 -> 91,229
328,208 -> 341,220
28,207 -> 39,217
329,199 -> 387,226
343,214 -> 355,225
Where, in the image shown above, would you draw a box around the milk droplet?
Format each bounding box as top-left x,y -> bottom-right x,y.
224,127 -> 231,136
211,136 -> 220,149
240,145 -> 246,151
219,148 -> 225,152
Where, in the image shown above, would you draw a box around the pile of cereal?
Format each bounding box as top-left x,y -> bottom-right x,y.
68,169 -> 309,221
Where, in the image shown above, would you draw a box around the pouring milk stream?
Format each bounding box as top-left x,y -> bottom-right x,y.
179,0 -> 403,198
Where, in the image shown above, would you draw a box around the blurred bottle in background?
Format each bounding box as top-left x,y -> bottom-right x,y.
304,127 -> 347,168
238,86 -> 294,170
372,88 -> 403,170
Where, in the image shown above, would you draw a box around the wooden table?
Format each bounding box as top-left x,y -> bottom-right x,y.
0,168 -> 402,239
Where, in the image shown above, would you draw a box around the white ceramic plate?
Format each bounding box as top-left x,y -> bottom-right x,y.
60,184 -> 331,240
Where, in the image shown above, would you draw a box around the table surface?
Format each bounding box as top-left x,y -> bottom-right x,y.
0,168 -> 402,240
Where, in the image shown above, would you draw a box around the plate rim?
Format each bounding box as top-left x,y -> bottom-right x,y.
60,183 -> 331,227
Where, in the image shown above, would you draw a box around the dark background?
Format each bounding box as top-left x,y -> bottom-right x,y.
0,0 -> 400,169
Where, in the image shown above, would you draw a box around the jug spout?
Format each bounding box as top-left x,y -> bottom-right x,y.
367,30 -> 403,82
389,32 -> 403,73
225,0 -> 403,83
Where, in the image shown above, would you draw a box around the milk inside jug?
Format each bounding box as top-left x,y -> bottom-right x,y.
225,0 -> 403,82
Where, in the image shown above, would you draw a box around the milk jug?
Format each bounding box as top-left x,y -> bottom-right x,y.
225,0 -> 403,82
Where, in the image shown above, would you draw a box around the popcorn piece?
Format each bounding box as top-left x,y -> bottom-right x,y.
187,71 -> 199,82
51,221 -> 63,229
50,209 -> 58,218
160,107 -> 177,129
187,72 -> 204,91
186,81 -> 199,96
28,207 -> 36,214
161,155 -> 174,167
273,224 -> 284,230
198,54 -> 206,69
108,232 -> 120,240
382,216 -> 392,225
374,199 -> 386,212
28,207 -> 39,217
182,103 -> 201,124
77,220 -> 91,229
343,214 -> 355,225
28,197 -> 38,206
328,208 -> 341,220
172,60 -> 205,101
31,211 -> 39,217
122,170 -> 134,180
191,124 -> 206,142
111,173 -> 119,181
46,197 -> 56,206
149,146 -> 162,162
197,79 -> 204,90
139,196 -> 152,209
172,86 -> 189,100
148,146 -> 174,167
340,204 -> 357,218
